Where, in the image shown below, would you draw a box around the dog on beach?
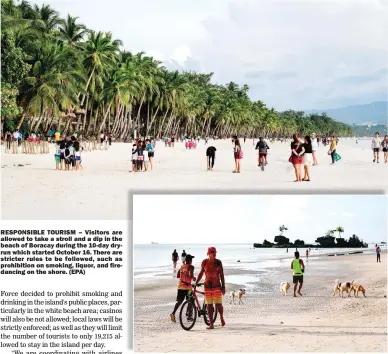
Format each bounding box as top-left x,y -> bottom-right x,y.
230,289 -> 246,304
280,281 -> 291,296
350,283 -> 366,297
333,279 -> 354,297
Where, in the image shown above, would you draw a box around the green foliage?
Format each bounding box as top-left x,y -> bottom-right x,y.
274,235 -> 289,245
294,239 -> 304,246
1,32 -> 30,86
1,0 -> 357,136
1,84 -> 22,118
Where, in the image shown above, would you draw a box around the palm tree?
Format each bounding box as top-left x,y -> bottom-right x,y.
279,225 -> 288,236
58,15 -> 88,46
335,226 -> 344,239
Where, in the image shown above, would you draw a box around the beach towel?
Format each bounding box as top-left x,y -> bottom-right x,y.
333,152 -> 341,161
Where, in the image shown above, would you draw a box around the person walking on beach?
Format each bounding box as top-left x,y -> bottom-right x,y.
381,135 -> 388,163
372,132 -> 381,163
290,134 -> 304,182
376,244 -> 381,263
302,136 -> 313,181
170,254 -> 196,323
181,250 -> 187,263
311,133 -> 318,165
206,146 -> 217,171
291,251 -> 305,297
329,136 -> 337,164
305,248 -> 309,262
233,139 -> 242,173
196,247 -> 226,329
172,249 -> 179,269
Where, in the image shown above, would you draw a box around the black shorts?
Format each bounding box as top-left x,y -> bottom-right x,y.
148,152 -> 154,158
293,275 -> 303,284
373,148 -> 380,153
383,148 -> 387,152
176,289 -> 190,302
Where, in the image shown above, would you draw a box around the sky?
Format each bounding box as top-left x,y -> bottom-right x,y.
33,0 -> 388,111
133,194 -> 387,245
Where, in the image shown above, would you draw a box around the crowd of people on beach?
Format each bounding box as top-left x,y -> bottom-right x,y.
131,138 -> 155,172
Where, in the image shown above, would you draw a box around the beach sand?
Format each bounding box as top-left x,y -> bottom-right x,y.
1,139 -> 387,220
134,251 -> 387,352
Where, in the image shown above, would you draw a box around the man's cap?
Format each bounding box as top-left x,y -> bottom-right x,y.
185,254 -> 194,260
208,247 -> 217,254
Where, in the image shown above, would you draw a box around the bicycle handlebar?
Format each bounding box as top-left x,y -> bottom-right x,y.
181,281 -> 204,287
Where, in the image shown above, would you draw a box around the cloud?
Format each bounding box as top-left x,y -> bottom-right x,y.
34,0 -> 388,110
341,212 -> 354,218
244,70 -> 298,81
334,68 -> 387,85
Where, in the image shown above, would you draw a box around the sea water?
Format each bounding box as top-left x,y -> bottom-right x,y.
133,243 -> 375,283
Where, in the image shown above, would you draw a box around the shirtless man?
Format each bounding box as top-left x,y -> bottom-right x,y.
196,247 -> 226,329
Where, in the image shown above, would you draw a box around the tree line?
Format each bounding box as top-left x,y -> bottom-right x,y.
1,0 -> 355,140
253,225 -> 367,248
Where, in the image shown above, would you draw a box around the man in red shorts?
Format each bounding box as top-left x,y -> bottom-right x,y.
196,247 -> 225,329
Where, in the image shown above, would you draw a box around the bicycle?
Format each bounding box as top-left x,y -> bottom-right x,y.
179,282 -> 218,331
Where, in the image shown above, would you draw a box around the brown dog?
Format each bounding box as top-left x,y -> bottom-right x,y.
350,283 -> 366,297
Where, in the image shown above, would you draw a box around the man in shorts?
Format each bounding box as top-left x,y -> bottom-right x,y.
170,254 -> 195,322
372,132 -> 381,163
255,137 -> 270,166
206,146 -> 217,171
196,247 -> 225,329
291,251 -> 305,297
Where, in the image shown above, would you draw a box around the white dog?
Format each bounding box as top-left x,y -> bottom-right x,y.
333,279 -> 353,297
230,289 -> 246,304
280,281 -> 291,296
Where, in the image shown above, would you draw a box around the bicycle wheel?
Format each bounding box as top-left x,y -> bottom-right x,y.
179,300 -> 197,331
202,300 -> 218,326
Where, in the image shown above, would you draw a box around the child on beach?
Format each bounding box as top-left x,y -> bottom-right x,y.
146,139 -> 154,171
74,142 -> 83,170
136,142 -> 145,172
131,144 -> 137,172
170,254 -> 196,323
63,142 -> 73,171
55,141 -> 61,170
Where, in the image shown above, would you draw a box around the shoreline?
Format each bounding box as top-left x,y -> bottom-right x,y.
134,251 -> 387,352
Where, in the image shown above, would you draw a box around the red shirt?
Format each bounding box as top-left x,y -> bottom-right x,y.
201,258 -> 223,290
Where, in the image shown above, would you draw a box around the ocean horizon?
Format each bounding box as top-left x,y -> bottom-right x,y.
133,243 -> 377,284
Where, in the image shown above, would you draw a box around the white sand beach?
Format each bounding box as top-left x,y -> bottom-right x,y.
134,251 -> 387,353
1,139 -> 387,219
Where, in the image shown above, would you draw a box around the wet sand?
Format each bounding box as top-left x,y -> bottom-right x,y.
134,251 -> 387,352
